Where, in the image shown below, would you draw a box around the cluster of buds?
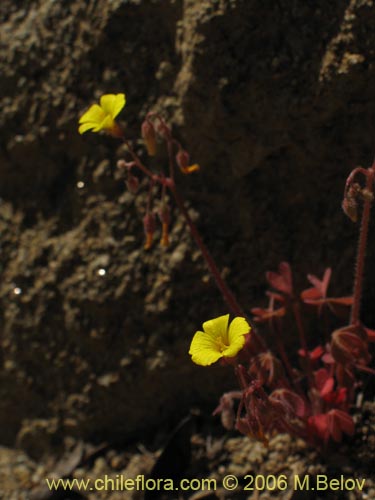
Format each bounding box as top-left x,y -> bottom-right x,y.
143,203 -> 171,250
120,114 -> 200,250
141,200 -> 171,251
114,110 -> 201,250
141,205 -> 171,251
115,112 -> 201,250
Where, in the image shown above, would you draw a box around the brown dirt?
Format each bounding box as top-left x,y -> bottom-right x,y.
1,0 -> 375,498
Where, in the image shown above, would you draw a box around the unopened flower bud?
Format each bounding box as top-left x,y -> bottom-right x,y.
176,149 -> 189,169
158,206 -> 171,247
176,149 -> 200,174
143,212 -> 156,250
160,223 -> 169,247
342,183 -> 361,222
141,120 -> 157,156
342,197 -> 358,222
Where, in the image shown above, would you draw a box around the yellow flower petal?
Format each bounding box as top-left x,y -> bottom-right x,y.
223,317 -> 249,357
202,314 -> 229,341
100,93 -> 126,118
78,121 -> 98,134
79,104 -> 105,125
189,331 -> 223,366
112,93 -> 126,118
228,317 -> 250,344
78,95 -> 126,135
222,335 -> 246,357
189,315 -> 250,366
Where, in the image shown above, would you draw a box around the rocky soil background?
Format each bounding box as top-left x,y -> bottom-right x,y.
1,0 -> 375,498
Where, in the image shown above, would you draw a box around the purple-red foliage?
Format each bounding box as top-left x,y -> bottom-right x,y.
215,263 -> 373,448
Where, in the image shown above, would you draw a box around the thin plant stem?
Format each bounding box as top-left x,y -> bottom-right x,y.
123,138 -> 155,179
292,301 -> 314,387
270,317 -> 299,390
168,180 -> 246,318
160,179 -> 167,207
350,166 -> 374,325
146,178 -> 155,212
167,139 -> 175,180
168,181 -> 267,352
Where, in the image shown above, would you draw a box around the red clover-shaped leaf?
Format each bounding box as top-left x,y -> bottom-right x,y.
266,262 -> 293,297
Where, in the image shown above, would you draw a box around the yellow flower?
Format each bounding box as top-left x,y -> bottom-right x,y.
189,314 -> 250,366
78,93 -> 126,136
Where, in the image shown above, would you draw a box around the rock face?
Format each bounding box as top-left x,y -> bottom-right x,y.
1,0 -> 375,450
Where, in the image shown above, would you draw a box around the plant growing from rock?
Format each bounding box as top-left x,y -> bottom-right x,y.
79,93 -> 374,449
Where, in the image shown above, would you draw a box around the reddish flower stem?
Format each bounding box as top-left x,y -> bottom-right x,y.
168,181 -> 245,317
123,138 -> 155,179
167,139 -> 176,180
292,301 -> 314,388
350,166 -> 374,325
270,318 -> 299,390
168,181 -> 267,352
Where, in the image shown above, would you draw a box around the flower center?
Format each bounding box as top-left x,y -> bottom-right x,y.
216,337 -> 229,352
